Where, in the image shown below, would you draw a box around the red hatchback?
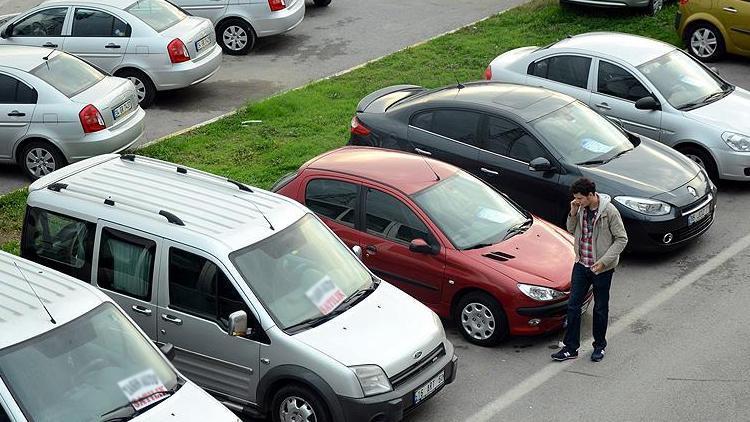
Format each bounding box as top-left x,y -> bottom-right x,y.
274,147 -> 592,346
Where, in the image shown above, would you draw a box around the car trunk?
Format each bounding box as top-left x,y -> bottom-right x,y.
160,16 -> 216,61
71,76 -> 139,129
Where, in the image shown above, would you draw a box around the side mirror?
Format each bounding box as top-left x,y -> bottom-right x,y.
159,343 -> 176,361
228,310 -> 248,337
528,157 -> 554,172
409,238 -> 437,255
0,27 -> 8,39
635,96 -> 661,111
352,245 -> 363,259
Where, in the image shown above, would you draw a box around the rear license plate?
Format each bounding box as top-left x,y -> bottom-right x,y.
414,372 -> 445,405
688,204 -> 710,226
195,35 -> 211,52
112,99 -> 133,120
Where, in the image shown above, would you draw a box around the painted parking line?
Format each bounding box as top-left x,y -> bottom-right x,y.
470,231 -> 750,421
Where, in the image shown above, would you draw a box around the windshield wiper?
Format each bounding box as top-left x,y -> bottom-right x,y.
604,148 -> 634,163
576,159 -> 607,166
464,242 -> 494,250
101,385 -> 180,422
678,91 -> 727,111
502,218 -> 533,241
286,279 -> 380,333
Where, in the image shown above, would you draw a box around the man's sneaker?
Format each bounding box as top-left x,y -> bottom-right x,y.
551,348 -> 578,361
591,348 -> 605,362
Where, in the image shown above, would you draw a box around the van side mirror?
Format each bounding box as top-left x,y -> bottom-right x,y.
529,157 -> 554,172
228,310 -> 248,337
159,343 -> 176,361
352,245 -> 363,259
409,238 -> 437,255
635,96 -> 660,111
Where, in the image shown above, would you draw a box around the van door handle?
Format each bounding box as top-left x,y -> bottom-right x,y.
132,305 -> 152,316
365,245 -> 377,256
480,167 -> 499,176
105,43 -> 121,49
7,111 -> 25,117
595,102 -> 611,110
723,6 -> 737,12
42,42 -> 58,48
161,314 -> 183,325
414,148 -> 432,156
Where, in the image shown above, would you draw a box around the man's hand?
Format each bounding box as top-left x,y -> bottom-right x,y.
591,263 -> 604,273
570,199 -> 581,216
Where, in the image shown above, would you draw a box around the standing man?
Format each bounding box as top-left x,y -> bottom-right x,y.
552,178 -> 627,362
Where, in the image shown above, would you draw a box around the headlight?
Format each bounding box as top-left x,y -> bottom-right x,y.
614,196 -> 671,216
517,283 -> 566,301
351,365 -> 392,396
722,132 -> 750,152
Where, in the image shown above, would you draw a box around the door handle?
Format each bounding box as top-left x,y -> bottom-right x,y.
105,43 -> 121,49
132,305 -> 152,316
595,102 -> 612,110
480,167 -> 499,176
414,148 -> 432,156
365,245 -> 377,256
723,6 -> 737,12
7,111 -> 25,117
161,314 -> 183,325
42,42 -> 58,48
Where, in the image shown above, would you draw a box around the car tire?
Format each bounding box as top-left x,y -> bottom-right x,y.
313,0 -> 332,6
217,18 -> 256,55
271,384 -> 330,422
644,0 -> 663,15
677,145 -> 719,183
454,291 -> 508,347
18,140 -> 66,180
116,69 -> 156,108
685,22 -> 725,62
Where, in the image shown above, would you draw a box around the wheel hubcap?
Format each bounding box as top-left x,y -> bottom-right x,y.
280,396 -> 316,422
26,148 -> 56,177
127,76 -> 146,103
223,25 -> 248,51
651,0 -> 662,13
691,28 -> 717,58
461,302 -> 496,340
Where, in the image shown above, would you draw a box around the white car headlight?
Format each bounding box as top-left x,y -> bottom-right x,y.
614,196 -> 671,216
722,132 -> 750,152
351,365 -> 392,396
517,283 -> 566,301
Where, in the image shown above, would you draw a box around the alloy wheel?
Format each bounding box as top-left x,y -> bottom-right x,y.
690,28 -> 718,59
127,76 -> 146,103
223,25 -> 248,51
461,302 -> 496,340
26,148 -> 56,177
280,396 -> 317,422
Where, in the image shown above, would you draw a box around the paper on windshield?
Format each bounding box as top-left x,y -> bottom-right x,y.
476,207 -> 512,224
117,369 -> 169,411
305,276 -> 346,315
580,138 -> 613,154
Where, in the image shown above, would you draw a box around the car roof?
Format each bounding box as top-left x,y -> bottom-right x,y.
303,146 -> 458,195
27,154 -> 308,255
40,0 -> 137,9
550,32 -> 675,66
0,251 -> 108,350
0,45 -> 60,72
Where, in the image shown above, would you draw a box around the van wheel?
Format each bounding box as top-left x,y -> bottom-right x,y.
19,140 -> 66,180
677,145 -> 719,183
116,69 -> 156,108
686,22 -> 725,62
217,18 -> 256,55
454,291 -> 508,347
271,385 -> 330,422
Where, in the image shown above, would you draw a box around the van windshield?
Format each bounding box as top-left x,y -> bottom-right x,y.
126,0 -> 186,32
0,303 -> 179,422
231,214 -> 372,330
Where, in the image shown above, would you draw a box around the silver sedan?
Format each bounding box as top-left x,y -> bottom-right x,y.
0,46 -> 144,179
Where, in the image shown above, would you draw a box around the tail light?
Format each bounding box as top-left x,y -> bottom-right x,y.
484,66 -> 492,80
79,104 -> 106,133
268,0 -> 287,11
679,0 -> 688,4
167,38 -> 190,63
350,116 -> 371,136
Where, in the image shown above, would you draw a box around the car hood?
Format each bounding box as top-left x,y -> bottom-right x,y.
684,87 -> 750,135
133,382 -> 237,421
293,282 -> 446,378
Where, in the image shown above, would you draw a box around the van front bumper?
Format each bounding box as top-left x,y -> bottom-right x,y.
337,353 -> 458,422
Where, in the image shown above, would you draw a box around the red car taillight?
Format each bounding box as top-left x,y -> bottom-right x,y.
79,104 -> 105,133
167,38 -> 190,63
679,0 -> 688,4
350,116 -> 371,136
484,66 -> 492,80
268,0 -> 287,11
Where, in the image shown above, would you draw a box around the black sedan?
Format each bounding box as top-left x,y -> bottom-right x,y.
349,82 -> 717,252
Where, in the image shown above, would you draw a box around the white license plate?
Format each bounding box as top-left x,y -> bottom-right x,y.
414,372 -> 445,405
688,204 -> 710,226
112,99 -> 133,120
195,35 -> 211,52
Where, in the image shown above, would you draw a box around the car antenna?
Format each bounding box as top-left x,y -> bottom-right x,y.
404,138 -> 440,181
235,195 -> 275,231
42,49 -> 55,70
13,261 -> 56,325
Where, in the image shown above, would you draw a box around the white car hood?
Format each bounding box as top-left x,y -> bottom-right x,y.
293,282 -> 446,377
685,87 -> 750,135
133,382 -> 237,421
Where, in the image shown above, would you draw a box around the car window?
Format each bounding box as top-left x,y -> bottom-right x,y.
169,248 -> 252,330
0,74 -> 36,104
72,8 -> 129,37
30,52 -> 104,98
430,110 -> 481,146
22,207 -> 95,282
11,8 -> 67,37
305,179 -> 357,227
485,117 -> 549,163
597,61 -> 650,102
410,111 -> 433,131
97,228 -> 155,301
365,188 -> 434,245
126,0 -> 186,33
529,55 -> 591,89
0,401 -> 10,422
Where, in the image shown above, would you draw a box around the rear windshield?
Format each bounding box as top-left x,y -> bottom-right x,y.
30,53 -> 104,98
126,0 -> 186,32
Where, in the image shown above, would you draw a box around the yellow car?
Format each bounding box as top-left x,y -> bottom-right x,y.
676,0 -> 750,61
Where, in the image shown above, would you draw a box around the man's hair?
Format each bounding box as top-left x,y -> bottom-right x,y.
571,178 -> 596,196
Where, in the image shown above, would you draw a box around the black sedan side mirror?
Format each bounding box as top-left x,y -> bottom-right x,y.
410,238 -> 438,255
528,157 -> 554,172
159,343 -> 176,361
635,96 -> 661,111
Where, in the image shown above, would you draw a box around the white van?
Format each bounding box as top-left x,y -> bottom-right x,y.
0,251 -> 240,422
21,154 -> 457,422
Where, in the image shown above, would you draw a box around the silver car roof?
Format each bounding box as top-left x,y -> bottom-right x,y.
40,0 -> 138,10
550,32 -> 675,66
0,45 -> 62,72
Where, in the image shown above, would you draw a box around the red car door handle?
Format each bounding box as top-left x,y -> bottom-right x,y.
365,245 -> 377,256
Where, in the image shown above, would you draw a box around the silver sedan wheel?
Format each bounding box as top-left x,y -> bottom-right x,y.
26,148 -> 57,177
650,0 -> 662,14
280,396 -> 317,422
690,28 -> 718,59
685,153 -> 706,169
461,302 -> 496,340
127,76 -> 146,103
223,25 -> 248,51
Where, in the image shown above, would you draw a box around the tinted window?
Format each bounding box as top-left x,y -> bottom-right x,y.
22,207 -> 95,282
597,61 -> 650,102
97,228 -> 155,301
30,53 -> 104,97
365,188 -> 433,244
485,117 -> 548,162
0,74 -> 37,104
126,0 -> 186,32
12,8 -> 67,37
305,179 -> 357,227
430,110 -> 481,146
0,401 -> 10,422
411,111 -> 433,130
72,9 -> 129,37
530,55 -> 591,89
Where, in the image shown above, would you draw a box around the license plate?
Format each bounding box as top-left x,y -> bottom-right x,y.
112,99 -> 133,120
195,35 -> 211,52
688,204 -> 710,226
414,372 -> 445,405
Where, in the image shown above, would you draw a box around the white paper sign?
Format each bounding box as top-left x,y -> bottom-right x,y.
305,276 -> 346,315
117,369 -> 169,411
476,207 -> 511,224
580,138 -> 613,154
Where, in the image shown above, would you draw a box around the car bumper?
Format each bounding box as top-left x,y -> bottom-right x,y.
337,347 -> 458,422
151,44 -> 222,91
253,0 -> 305,37
715,148 -> 750,180
510,291 -> 593,336
561,0 -> 649,7
64,107 -> 145,162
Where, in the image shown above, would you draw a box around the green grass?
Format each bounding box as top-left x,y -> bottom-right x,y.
0,0 -> 681,252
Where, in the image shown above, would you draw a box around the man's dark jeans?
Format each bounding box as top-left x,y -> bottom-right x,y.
563,262 -> 613,352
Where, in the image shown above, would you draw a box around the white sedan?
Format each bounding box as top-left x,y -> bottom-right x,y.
0,45 -> 144,179
0,0 -> 222,108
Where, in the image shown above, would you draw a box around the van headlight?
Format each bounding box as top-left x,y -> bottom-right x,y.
614,196 -> 671,216
722,132 -> 750,152
351,365 -> 392,396
517,283 -> 566,301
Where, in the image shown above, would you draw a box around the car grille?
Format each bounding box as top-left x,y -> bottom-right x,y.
674,212 -> 713,242
679,193 -> 710,214
389,343 -> 445,389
